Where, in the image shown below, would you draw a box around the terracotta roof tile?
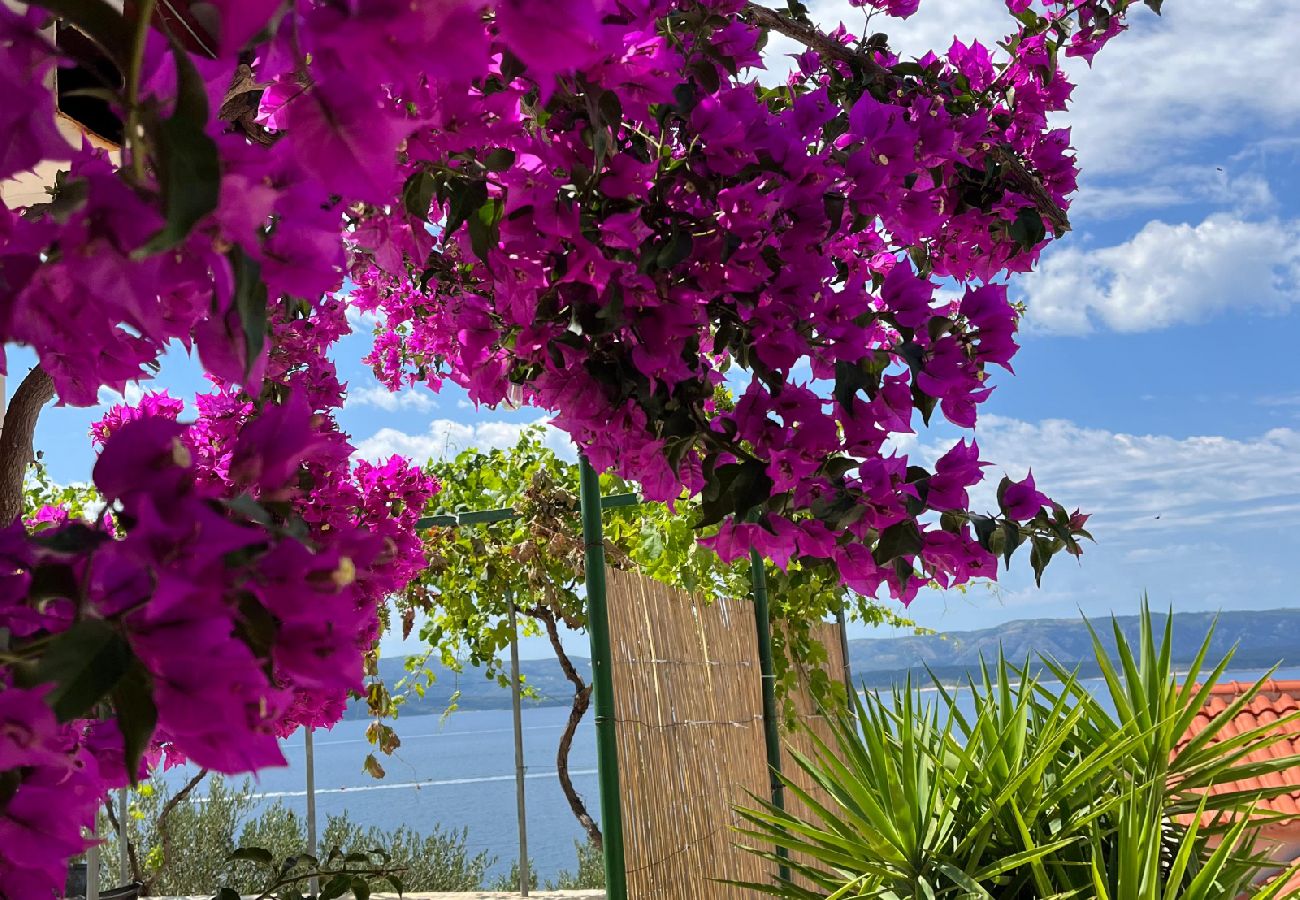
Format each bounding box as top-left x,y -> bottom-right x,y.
1177,681 -> 1300,825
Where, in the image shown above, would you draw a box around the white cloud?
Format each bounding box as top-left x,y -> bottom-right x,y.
1122,542 -> 1228,563
903,415 -> 1300,627
96,383 -> 146,407
344,305 -> 381,331
923,416 -> 1300,539
1073,166 -> 1276,222
1021,214 -> 1300,334
1057,0 -> 1300,176
353,417 -> 575,463
1258,393 -> 1300,409
346,384 -> 436,412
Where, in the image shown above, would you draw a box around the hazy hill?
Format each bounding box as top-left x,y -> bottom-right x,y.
349,608 -> 1300,717
843,608 -> 1300,687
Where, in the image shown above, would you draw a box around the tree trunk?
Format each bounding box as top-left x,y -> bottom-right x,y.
531,604 -> 603,849
0,366 -> 54,525
153,768 -> 209,895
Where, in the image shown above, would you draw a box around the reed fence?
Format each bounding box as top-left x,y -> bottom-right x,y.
604,568 -> 847,898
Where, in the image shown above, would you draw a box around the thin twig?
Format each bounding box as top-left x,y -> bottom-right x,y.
155,768 -> 209,893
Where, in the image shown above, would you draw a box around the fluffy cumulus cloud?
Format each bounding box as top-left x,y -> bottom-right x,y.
346,383 -> 436,412
353,417 -> 574,463
925,415 -> 1300,538
1020,214 -> 1300,334
873,415 -> 1300,629
1055,0 -> 1300,176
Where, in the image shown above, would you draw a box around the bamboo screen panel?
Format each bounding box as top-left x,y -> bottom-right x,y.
605,567 -> 772,899
780,619 -> 850,879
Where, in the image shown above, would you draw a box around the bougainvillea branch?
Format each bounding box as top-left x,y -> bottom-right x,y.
0,366 -> 54,525
744,3 -> 890,76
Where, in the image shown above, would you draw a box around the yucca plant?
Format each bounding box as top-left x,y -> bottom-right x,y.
736,603 -> 1300,899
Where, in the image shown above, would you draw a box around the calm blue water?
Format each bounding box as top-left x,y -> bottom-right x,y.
159,665 -> 1300,881
165,706 -> 597,881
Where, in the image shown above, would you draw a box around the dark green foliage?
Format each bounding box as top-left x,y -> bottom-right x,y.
91,776 -> 491,894
737,603 -> 1300,898
489,841 -> 605,891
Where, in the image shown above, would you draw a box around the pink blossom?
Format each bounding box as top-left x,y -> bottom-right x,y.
1001,471 -> 1050,519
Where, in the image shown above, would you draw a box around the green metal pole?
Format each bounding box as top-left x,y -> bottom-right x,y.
579,456 -> 628,900
750,549 -> 791,883
836,607 -> 855,703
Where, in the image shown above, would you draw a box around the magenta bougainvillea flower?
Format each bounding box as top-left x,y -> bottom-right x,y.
0,0 -> 1140,889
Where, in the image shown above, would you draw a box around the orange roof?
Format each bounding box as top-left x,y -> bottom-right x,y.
1178,680 -> 1300,821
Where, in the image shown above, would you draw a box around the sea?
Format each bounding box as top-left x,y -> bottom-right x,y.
159,665 -> 1300,882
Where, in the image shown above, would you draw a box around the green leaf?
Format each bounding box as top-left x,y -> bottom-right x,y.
166,26 -> 211,126
971,514 -> 997,553
30,522 -> 108,555
213,888 -> 242,900
34,618 -> 133,721
597,90 -> 623,128
136,30 -> 219,255
234,594 -> 279,664
995,475 -> 1013,511
443,178 -> 488,238
467,197 -> 504,264
21,171 -> 89,224
226,846 -> 274,864
319,873 -> 352,900
111,661 -> 158,786
833,358 -> 878,411
226,493 -> 274,526
228,246 -> 269,378
823,192 -> 846,237
1008,206 -> 1046,252
401,170 -> 436,220
872,520 -> 923,565
135,113 -> 220,254
482,148 -> 516,171
999,521 -> 1022,569
384,873 -> 405,896
350,876 -> 372,900
1029,535 -> 1053,586
656,227 -> 694,270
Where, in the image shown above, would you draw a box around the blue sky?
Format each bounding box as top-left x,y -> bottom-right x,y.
18,0 -> 1300,656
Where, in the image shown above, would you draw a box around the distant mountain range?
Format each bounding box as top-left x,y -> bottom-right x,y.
347,608 -> 1300,718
